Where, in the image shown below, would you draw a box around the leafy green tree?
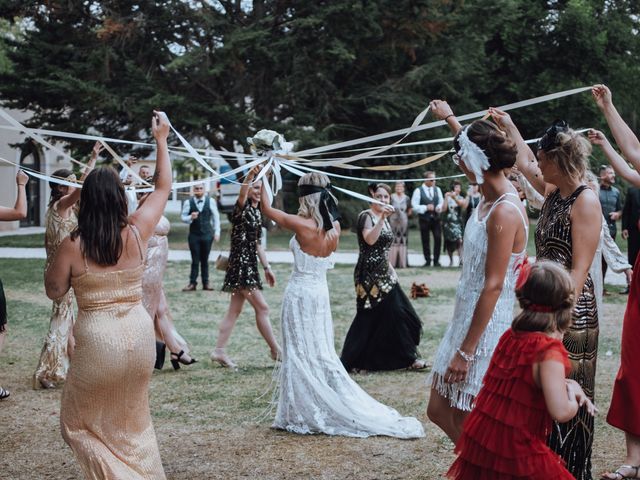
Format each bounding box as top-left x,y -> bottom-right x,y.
1,0 -> 639,187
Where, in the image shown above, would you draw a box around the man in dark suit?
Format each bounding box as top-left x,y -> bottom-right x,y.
622,186 -> 640,293
411,171 -> 444,267
181,184 -> 221,291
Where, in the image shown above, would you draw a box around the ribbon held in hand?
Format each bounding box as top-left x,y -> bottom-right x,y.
298,184 -> 341,231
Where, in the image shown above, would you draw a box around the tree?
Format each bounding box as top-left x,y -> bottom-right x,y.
0,0 -> 639,181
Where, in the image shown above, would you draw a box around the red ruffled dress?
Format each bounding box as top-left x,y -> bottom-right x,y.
447,330 -> 574,480
607,252 -> 640,436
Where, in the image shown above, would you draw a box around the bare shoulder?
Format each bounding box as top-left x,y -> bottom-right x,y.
59,235 -> 80,254
574,187 -> 600,207
56,235 -> 85,274
572,188 -> 601,217
487,200 -> 525,230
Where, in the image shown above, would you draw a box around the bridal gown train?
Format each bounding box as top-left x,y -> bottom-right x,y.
272,237 -> 425,438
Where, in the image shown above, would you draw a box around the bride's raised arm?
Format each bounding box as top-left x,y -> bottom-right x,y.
260,180 -> 308,233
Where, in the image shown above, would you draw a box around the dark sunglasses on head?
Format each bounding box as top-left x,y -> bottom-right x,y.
537,120 -> 569,152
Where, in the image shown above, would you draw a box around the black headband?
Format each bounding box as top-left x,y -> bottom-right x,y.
537,120 -> 569,152
298,184 -> 341,231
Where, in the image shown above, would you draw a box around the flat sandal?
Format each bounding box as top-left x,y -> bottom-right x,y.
0,386 -> 10,400
602,465 -> 640,480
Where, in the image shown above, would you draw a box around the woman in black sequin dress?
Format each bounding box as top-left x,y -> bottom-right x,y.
492,108 -> 601,480
341,184 -> 425,372
211,166 -> 281,368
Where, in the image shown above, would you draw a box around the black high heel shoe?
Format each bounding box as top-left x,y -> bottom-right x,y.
170,350 -> 197,370
155,341 -> 166,370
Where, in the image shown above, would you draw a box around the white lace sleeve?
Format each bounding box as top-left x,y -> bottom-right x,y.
601,216 -> 631,273
517,173 -> 544,210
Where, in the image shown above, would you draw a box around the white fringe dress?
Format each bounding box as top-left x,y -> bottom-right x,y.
430,193 -> 528,411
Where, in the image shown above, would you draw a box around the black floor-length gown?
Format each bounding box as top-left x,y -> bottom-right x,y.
341,210 -> 422,371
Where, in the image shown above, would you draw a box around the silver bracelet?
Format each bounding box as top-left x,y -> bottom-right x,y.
456,348 -> 476,363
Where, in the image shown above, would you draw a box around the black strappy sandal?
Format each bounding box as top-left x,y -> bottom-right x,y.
170,350 -> 197,370
0,386 -> 10,400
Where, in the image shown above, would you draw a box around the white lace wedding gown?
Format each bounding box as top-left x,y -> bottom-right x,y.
272,237 -> 425,438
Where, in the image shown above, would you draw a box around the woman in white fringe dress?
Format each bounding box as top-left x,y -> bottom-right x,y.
260,171 -> 425,439
426,101 -> 528,443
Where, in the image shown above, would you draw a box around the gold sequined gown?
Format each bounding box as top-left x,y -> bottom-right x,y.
536,186 -> 598,480
34,201 -> 77,388
142,216 -> 188,352
61,237 -> 166,479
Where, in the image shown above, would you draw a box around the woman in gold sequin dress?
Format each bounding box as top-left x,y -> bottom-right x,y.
388,181 -> 411,268
45,112 -> 171,479
493,108 -> 601,480
142,211 -> 196,369
340,183 -> 425,372
34,144 -> 100,389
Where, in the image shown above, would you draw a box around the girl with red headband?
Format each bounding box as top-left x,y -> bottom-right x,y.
448,260 -> 596,479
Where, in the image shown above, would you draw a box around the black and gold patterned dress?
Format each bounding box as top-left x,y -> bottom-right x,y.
535,186 -> 598,480
222,201 -> 263,293
340,210 -> 422,371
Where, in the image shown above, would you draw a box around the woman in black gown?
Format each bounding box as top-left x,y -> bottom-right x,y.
341,183 -> 426,372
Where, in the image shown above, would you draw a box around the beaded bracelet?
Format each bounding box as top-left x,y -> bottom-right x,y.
456,348 -> 476,363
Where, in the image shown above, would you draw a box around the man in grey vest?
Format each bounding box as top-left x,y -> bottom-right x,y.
599,165 -> 622,289
181,184 -> 221,291
411,171 -> 444,267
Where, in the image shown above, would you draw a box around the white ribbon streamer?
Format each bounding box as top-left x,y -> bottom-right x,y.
296,86 -> 592,156
99,140 -> 151,186
280,159 -> 465,183
0,109 -> 86,168
279,161 -> 389,207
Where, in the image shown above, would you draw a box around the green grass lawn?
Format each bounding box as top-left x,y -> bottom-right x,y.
0,218 -> 630,260
0,257 -> 628,479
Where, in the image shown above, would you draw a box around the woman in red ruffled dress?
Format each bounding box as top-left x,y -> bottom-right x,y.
590,84 -> 640,480
448,260 -> 596,480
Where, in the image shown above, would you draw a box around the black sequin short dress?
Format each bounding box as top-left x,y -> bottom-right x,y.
222,201 -> 263,293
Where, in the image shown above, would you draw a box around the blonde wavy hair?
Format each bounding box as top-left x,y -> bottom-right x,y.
297,172 -> 339,236
584,170 -> 599,193
544,129 -> 592,181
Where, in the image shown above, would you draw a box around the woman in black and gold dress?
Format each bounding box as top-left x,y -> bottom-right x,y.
492,109 -> 601,480
341,183 -> 426,372
211,166 -> 281,368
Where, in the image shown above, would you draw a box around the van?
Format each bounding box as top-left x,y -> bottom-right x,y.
216,163 -> 246,218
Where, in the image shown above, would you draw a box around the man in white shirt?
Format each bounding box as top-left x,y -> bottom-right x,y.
123,172 -> 138,216
119,156 -> 137,182
181,184 -> 221,291
411,171 -> 444,267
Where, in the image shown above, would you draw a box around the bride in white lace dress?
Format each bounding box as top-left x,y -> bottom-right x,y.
260,172 -> 425,438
